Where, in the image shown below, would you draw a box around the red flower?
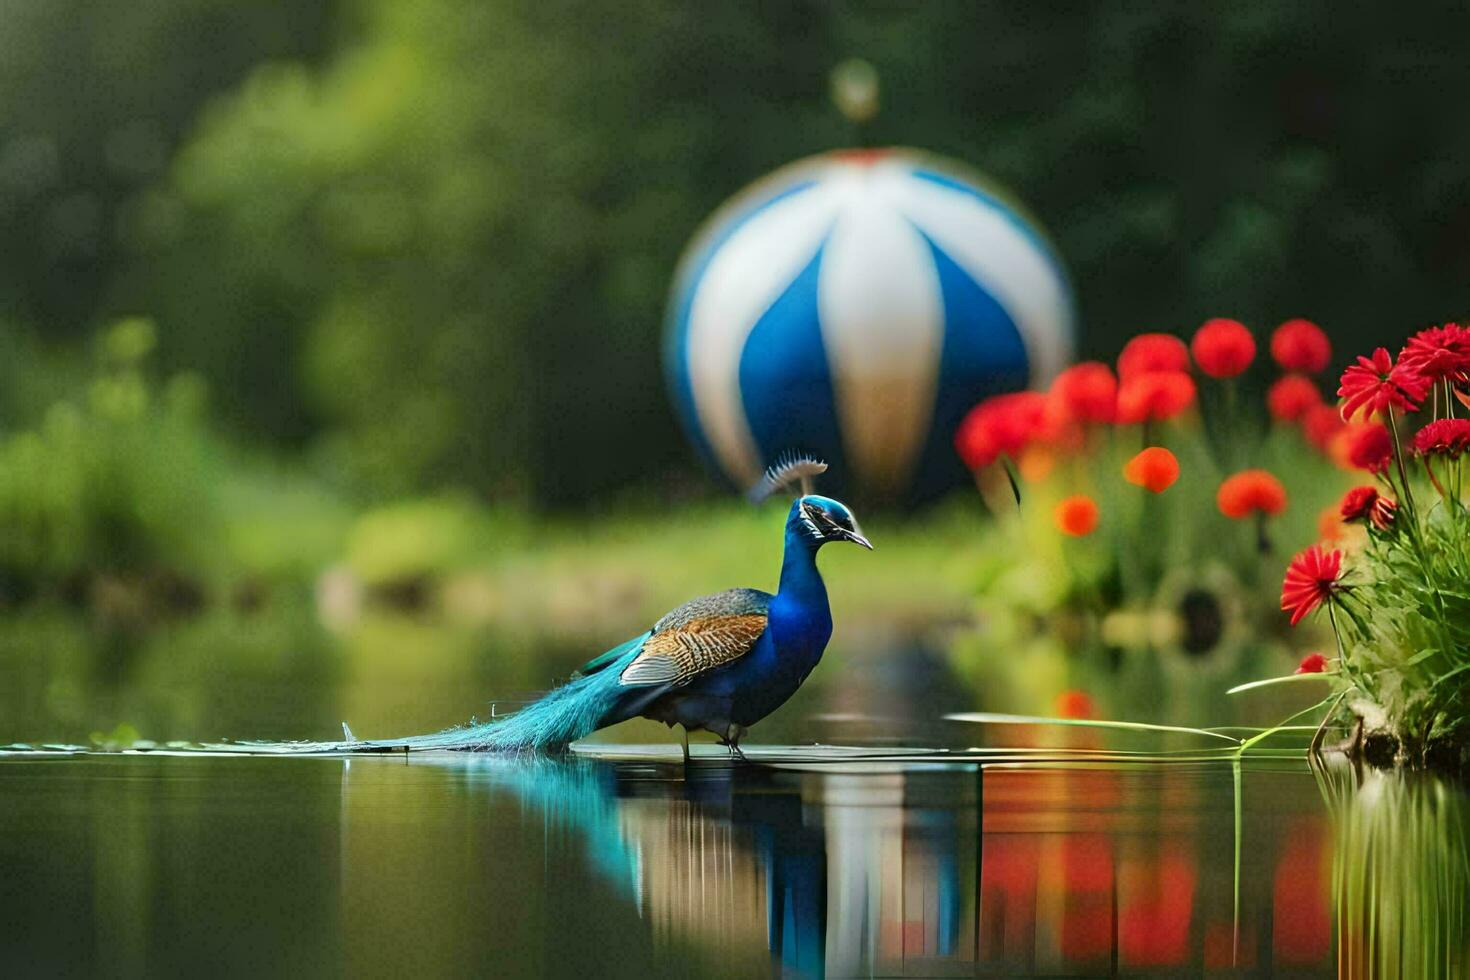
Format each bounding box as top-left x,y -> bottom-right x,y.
1191,318 -> 1256,378
1343,423 -> 1393,474
1054,495 -> 1100,537
1337,347 -> 1429,420
1411,418 -> 1470,459
1281,543 -> 1346,628
1398,323 -> 1470,384
1048,362 -> 1117,425
1294,652 -> 1328,674
1116,371 -> 1196,424
1123,447 -> 1180,493
1267,375 -> 1322,423
1339,485 -> 1377,521
1270,319 -> 1332,373
1117,333 -> 1190,379
1302,404 -> 1344,451
955,392 -> 1051,469
1217,469 -> 1287,519
1281,545 -> 1343,626
1339,485 -> 1397,530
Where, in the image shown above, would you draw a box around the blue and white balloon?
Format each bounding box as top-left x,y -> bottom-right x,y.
665,148 -> 1076,502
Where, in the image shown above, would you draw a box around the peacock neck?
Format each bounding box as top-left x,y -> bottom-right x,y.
777,530 -> 828,609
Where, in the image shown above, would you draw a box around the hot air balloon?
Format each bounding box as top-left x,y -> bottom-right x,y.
665,147 -> 1076,503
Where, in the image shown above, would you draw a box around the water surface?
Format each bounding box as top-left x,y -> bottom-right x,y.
6,747 -> 1458,977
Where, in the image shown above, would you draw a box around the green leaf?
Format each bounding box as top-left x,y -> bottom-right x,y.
1429,661 -> 1470,691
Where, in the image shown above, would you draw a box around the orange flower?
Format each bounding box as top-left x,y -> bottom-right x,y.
1115,371 -> 1196,424
1054,495 -> 1100,537
1266,375 -> 1322,423
1191,318 -> 1256,378
1123,447 -> 1180,493
1117,333 -> 1190,379
1054,689 -> 1097,719
1217,469 -> 1287,519
1317,505 -> 1344,544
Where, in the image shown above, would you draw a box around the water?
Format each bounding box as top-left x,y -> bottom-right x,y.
4,745 -> 1465,978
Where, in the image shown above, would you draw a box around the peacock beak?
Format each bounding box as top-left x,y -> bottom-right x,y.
843,526 -> 874,550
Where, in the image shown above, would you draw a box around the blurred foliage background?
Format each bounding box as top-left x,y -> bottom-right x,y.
6,1 -> 1470,504
2,1 -> 1468,742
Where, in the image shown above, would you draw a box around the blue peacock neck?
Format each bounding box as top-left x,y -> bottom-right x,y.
776,525 -> 829,612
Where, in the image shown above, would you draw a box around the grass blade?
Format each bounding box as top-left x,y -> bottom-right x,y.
1226,673 -> 1332,695
944,712 -> 1242,744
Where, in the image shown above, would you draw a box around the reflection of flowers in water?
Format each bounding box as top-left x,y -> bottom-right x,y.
979,765 -> 1339,973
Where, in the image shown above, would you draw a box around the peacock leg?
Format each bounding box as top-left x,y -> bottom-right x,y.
680,727 -> 690,764
724,724 -> 748,762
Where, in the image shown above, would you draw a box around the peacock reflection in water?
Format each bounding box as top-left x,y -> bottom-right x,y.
336,754 -> 965,977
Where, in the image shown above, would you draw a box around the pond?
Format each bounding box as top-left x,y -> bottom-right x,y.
2,744 -> 1466,977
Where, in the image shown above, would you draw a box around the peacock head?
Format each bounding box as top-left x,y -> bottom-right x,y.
752,453 -> 872,551
788,494 -> 873,551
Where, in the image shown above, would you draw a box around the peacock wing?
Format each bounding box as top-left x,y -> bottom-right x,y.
617,588 -> 773,688
617,613 -> 768,687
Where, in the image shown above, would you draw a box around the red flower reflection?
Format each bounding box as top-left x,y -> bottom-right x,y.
1191,318 -> 1256,378
1281,545 -> 1343,626
1272,818 -> 1332,965
1117,333 -> 1190,379
1116,371 -> 1196,424
1267,375 -> 1322,422
1049,361 -> 1117,425
1217,470 -> 1287,519
1271,319 -> 1332,373
1337,347 -> 1428,420
1411,418 -> 1470,458
1119,842 -> 1197,967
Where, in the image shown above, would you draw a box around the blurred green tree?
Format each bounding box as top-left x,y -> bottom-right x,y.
0,0 -> 337,332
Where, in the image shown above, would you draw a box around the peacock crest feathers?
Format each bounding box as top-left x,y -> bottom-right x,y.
747,452 -> 828,502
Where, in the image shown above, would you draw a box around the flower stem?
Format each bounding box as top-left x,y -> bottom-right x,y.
1386,408 -> 1418,521
1424,456 -> 1448,500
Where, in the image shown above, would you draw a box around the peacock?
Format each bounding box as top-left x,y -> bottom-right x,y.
353,456 -> 870,757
